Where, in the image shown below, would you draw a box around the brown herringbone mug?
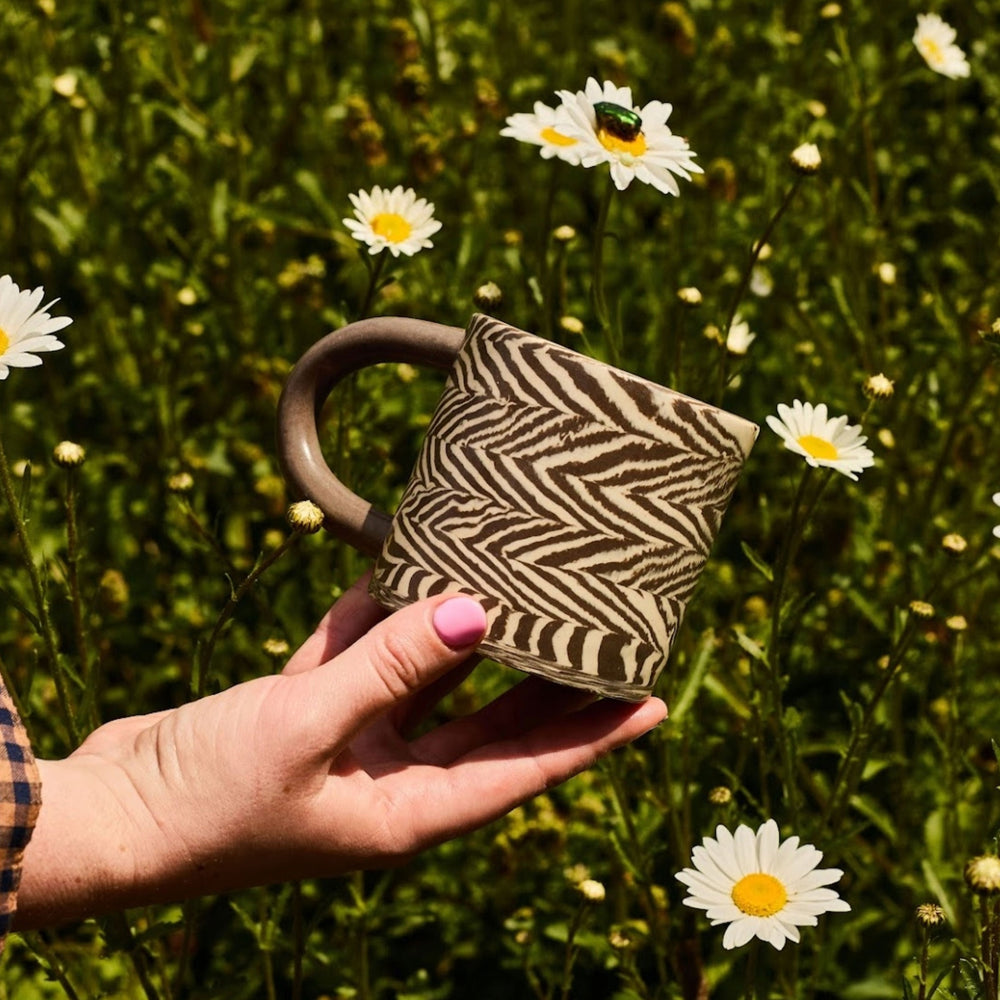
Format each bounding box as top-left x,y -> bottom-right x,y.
277,313 -> 757,700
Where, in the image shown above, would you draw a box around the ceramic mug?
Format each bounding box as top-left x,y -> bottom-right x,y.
277,313 -> 758,701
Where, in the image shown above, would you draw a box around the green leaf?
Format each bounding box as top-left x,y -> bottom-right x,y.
0,585 -> 40,632
731,626 -> 768,664
740,540 -> 773,582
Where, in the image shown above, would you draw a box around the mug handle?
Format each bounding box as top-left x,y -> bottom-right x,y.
276,316 -> 467,557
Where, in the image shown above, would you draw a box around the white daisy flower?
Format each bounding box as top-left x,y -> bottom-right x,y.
342,185 -> 442,258
992,492 -> 1000,539
766,400 -> 875,481
0,274 -> 71,380
553,77 -> 702,195
726,315 -> 757,356
499,101 -> 582,164
676,819 -> 850,951
913,13 -> 970,80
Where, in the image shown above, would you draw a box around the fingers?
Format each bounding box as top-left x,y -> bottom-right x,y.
292,595 -> 488,755
386,696 -> 668,849
282,572 -> 385,676
407,675 -> 596,766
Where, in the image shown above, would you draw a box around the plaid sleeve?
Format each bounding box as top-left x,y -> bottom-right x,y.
0,679 -> 41,949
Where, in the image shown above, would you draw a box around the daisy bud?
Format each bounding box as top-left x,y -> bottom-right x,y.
981,318 -> 1000,346
52,73 -> 78,98
608,928 -> 634,951
472,281 -> 503,312
908,600 -> 935,619
915,902 -> 946,927
52,440 -> 85,468
167,471 -> 194,493
287,500 -> 324,534
806,100 -> 828,118
708,786 -> 732,805
677,286 -> 703,306
965,856 -> 1000,895
820,2 -> 842,16
877,262 -> 897,286
262,637 -> 291,658
945,615 -> 968,632
98,568 -> 130,616
553,225 -> 577,243
877,427 -> 896,449
559,315 -> 584,336
578,879 -> 606,903
863,373 -> 895,400
177,286 -> 198,306
941,533 -> 967,555
790,142 -> 821,175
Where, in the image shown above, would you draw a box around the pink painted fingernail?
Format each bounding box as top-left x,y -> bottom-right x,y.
433,597 -> 487,649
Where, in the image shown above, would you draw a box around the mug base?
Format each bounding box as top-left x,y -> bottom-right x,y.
368,579 -> 657,703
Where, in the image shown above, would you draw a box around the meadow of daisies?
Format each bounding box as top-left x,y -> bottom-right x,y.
2,0 -> 1000,997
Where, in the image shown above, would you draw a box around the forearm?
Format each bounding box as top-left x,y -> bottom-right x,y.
15,758 -> 143,929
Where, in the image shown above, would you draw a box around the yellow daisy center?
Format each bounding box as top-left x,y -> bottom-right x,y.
919,38 -> 943,64
0,327 -> 8,354
731,873 -> 788,917
540,126 -> 577,147
370,212 -> 413,244
597,128 -> 647,157
796,434 -> 838,460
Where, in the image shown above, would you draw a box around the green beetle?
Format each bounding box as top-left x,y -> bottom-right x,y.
593,101 -> 643,142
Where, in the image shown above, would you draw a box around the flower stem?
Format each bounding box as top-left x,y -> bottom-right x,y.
63,467 -> 96,730
822,606 -> 926,830
558,901 -> 591,1000
358,251 -> 388,319
194,532 -> 301,697
589,178 -> 620,364
0,428 -> 80,747
714,178 -> 802,402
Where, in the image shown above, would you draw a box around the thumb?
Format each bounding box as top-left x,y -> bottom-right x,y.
292,594 -> 488,752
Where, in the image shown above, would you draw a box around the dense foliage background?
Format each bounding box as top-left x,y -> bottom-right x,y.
1,0 -> 999,996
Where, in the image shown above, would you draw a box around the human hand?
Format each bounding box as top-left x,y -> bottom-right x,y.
16,577 -> 667,928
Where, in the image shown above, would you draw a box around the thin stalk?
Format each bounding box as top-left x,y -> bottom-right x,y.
63,467 -> 95,730
714,178 -> 803,401
605,756 -> 669,990
172,899 -> 199,997
983,895 -> 998,1000
763,466 -> 819,824
358,251 -> 388,320
24,932 -> 83,1000
537,160 -> 560,341
822,609 -> 925,829
292,881 -> 305,1000
917,360 -> 989,525
916,924 -> 930,1000
0,429 -> 79,747
106,911 -> 163,1000
194,533 -> 301,697
589,179 -> 618,363
557,901 -> 592,1000
351,871 -> 372,1000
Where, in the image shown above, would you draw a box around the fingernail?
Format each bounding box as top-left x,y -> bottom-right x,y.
433,596 -> 487,649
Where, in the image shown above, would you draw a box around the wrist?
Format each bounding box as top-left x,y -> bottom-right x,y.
16,757 -> 161,929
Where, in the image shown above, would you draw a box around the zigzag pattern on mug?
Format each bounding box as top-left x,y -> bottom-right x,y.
451,314 -> 752,461
377,502 -> 685,650
425,387 -> 745,506
373,316 -> 755,693
370,559 -> 671,692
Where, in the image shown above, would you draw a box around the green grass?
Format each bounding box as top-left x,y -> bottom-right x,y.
1,0 -> 999,996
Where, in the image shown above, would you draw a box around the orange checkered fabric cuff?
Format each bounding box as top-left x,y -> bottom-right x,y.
0,680 -> 41,948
